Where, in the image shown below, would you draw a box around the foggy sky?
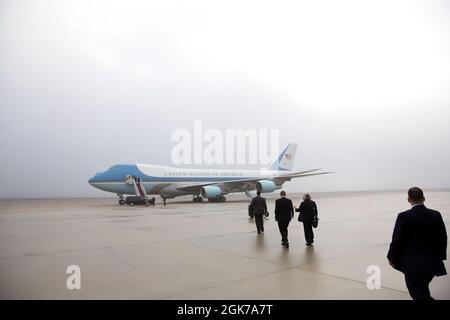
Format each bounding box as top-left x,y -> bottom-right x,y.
1,0 -> 450,199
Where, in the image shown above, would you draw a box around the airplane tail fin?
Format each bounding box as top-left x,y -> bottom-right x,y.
268,143 -> 297,171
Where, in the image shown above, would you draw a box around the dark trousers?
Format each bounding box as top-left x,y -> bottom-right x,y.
405,275 -> 434,301
255,214 -> 264,233
303,222 -> 314,244
277,221 -> 290,244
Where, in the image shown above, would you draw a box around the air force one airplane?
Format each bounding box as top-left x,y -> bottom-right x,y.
88,143 -> 331,204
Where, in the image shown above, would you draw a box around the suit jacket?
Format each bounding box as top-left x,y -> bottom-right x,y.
387,204 -> 447,277
296,200 -> 318,223
250,196 -> 268,216
275,197 -> 294,222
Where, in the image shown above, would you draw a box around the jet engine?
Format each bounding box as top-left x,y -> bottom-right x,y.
201,186 -> 223,199
256,180 -> 278,193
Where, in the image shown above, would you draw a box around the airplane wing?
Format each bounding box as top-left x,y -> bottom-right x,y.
175,169 -> 333,194
271,171 -> 333,185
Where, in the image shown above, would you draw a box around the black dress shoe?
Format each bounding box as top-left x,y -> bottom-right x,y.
285,243 -> 289,248
305,243 -> 312,246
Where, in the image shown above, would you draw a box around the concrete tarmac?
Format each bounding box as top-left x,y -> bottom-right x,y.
0,190 -> 449,299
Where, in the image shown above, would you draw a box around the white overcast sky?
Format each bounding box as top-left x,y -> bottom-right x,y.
1,0 -> 449,198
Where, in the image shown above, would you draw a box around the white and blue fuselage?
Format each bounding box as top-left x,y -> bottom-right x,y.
88,144 -> 331,202
89,164 -> 279,198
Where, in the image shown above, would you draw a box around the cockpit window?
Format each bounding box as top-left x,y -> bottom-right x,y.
111,165 -> 119,170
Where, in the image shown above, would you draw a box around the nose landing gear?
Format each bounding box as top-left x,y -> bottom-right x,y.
118,194 -> 125,205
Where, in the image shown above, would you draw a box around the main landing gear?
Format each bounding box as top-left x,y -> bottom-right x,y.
193,195 -> 204,202
208,196 -> 226,202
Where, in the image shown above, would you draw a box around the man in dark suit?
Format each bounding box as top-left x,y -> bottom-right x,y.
296,193 -> 318,246
275,191 -> 294,248
249,190 -> 268,234
387,187 -> 447,300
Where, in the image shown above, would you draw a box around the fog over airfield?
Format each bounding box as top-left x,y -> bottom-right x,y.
1,0 -> 450,198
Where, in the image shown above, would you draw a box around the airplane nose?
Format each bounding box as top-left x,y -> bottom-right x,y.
88,175 -> 99,185
89,167 -> 114,187
89,170 -> 108,186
